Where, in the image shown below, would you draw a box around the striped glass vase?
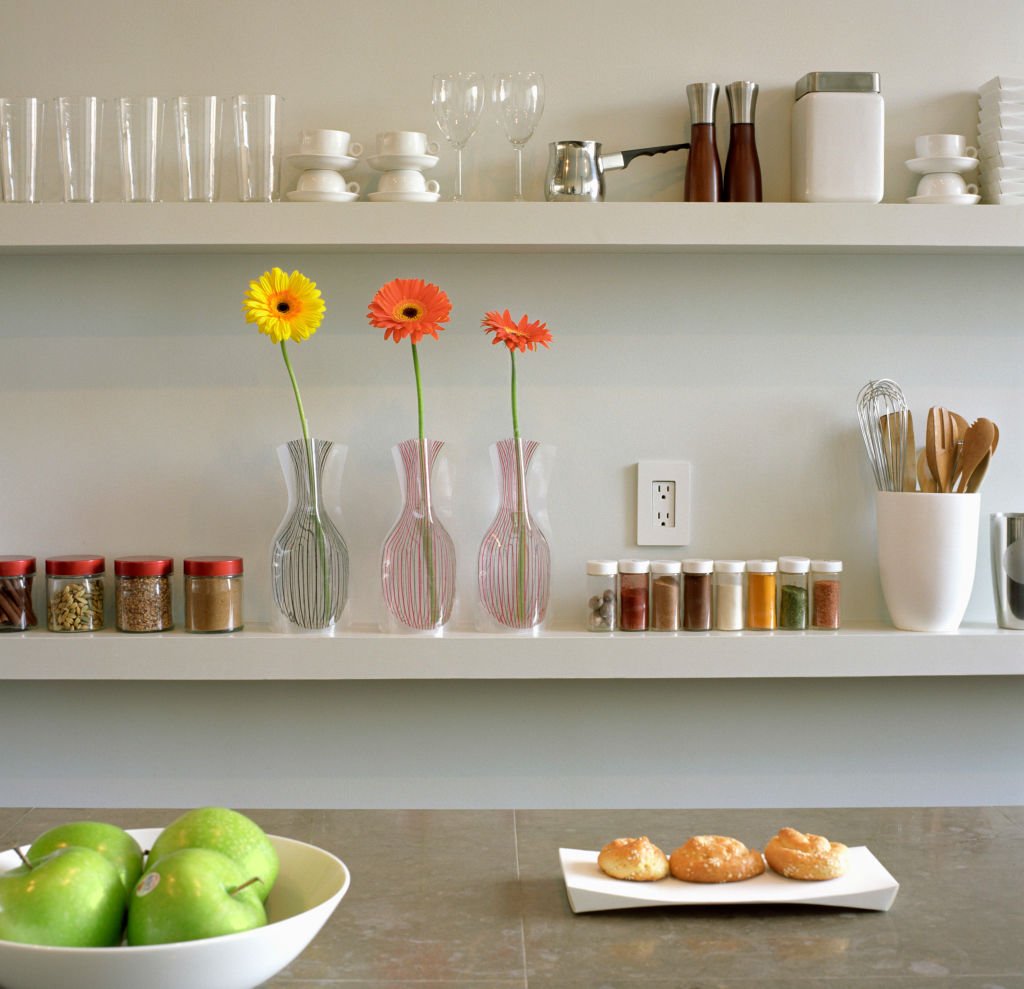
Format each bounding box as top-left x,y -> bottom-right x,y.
271,438 -> 349,633
380,438 -> 457,632
477,437 -> 551,631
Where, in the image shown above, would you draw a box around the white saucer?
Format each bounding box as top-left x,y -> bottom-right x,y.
905,156 -> 978,174
368,190 -> 440,203
367,153 -> 439,172
286,152 -> 360,171
907,193 -> 980,205
286,189 -> 359,203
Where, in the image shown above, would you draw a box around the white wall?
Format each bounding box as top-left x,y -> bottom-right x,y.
2,0 -> 1023,808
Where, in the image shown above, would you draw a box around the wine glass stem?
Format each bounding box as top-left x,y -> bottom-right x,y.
513,146 -> 524,202
453,147 -> 464,202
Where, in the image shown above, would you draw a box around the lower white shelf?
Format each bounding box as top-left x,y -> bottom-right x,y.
1,623 -> 1021,680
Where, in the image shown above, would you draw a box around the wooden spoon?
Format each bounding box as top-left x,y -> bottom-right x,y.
956,418 -> 997,493
965,418 -> 999,493
917,447 -> 937,492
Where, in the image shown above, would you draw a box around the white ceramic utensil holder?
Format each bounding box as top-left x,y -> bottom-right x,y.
876,491 -> 980,632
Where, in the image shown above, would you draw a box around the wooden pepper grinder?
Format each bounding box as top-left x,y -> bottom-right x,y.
724,80 -> 763,202
684,82 -> 722,202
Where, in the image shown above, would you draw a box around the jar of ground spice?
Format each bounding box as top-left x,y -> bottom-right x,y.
184,556 -> 244,633
0,556 -> 37,631
115,556 -> 173,632
745,559 -> 777,630
778,556 -> 810,630
811,560 -> 843,629
714,560 -> 745,631
650,560 -> 681,630
46,556 -> 105,632
585,559 -> 618,632
682,559 -> 714,630
618,559 -> 650,631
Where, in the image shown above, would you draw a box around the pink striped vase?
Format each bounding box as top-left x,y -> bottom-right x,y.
477,437 -> 551,630
380,438 -> 456,631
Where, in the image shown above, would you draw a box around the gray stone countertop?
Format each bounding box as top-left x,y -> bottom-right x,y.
2,806 -> 1023,987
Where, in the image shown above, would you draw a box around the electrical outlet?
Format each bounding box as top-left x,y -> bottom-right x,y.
636,461 -> 691,546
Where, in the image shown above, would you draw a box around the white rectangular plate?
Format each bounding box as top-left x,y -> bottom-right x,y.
560,846 -> 898,914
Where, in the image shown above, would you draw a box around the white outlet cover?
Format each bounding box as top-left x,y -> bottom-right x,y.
636,460 -> 691,546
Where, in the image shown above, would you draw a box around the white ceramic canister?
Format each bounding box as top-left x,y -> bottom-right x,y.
791,71 -> 883,203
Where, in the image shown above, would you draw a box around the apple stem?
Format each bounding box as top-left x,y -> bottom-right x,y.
229,876 -> 263,897
13,847 -> 31,867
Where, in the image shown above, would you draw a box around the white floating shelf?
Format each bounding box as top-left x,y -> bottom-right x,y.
2,202 -> 1024,254
2,623 -> 1021,680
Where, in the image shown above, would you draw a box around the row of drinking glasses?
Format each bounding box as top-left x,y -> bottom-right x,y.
431,71 -> 545,201
0,94 -> 282,203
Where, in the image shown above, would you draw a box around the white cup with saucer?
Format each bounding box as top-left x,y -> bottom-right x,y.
915,134 -> 977,160
916,172 -> 978,198
377,169 -> 440,195
299,129 -> 362,158
376,131 -> 440,157
296,169 -> 360,195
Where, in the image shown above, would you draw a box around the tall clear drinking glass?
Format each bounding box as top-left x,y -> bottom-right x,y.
55,96 -> 104,203
431,72 -> 485,201
492,72 -> 545,201
0,97 -> 44,202
117,96 -> 163,202
174,95 -> 222,202
233,94 -> 283,202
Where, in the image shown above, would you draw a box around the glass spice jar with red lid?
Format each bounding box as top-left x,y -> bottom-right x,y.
0,556 -> 38,631
46,555 -> 105,632
183,556 -> 244,633
115,556 -> 173,632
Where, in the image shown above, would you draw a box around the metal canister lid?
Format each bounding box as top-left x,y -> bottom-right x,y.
184,556 -> 244,577
795,71 -> 881,100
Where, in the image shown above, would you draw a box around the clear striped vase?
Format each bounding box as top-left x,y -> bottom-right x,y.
380,438 -> 457,632
477,437 -> 551,631
271,438 -> 349,633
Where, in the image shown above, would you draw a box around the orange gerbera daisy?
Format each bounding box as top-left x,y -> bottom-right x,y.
481,309 -> 553,353
367,278 -> 452,344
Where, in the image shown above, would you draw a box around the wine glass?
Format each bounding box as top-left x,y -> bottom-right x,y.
492,72 -> 545,201
431,72 -> 486,201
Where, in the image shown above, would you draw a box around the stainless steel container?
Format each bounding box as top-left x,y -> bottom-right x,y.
990,513 -> 1024,629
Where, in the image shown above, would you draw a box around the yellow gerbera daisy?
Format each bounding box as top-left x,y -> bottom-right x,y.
243,267 -> 326,344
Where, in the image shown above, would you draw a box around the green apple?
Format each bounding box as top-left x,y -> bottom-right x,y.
0,846 -> 125,947
127,847 -> 266,945
28,820 -> 144,895
147,807 -> 278,901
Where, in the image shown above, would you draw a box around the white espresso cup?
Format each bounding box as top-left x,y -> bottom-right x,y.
296,169 -> 359,195
916,172 -> 978,198
376,130 -> 440,157
298,128 -> 362,158
915,133 -> 977,159
377,169 -> 440,195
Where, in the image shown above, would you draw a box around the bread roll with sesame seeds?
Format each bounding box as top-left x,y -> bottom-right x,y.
764,827 -> 848,880
597,836 -> 670,881
669,835 -> 766,883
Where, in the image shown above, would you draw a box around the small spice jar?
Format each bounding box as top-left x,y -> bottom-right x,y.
0,556 -> 37,631
585,560 -> 618,632
811,560 -> 843,629
714,560 -> 745,630
618,559 -> 650,631
184,556 -> 244,633
682,558 -> 714,630
46,555 -> 105,632
746,559 -> 777,630
778,556 -> 810,630
650,560 -> 681,630
115,556 -> 173,633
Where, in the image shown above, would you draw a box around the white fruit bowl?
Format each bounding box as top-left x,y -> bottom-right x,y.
0,827 -> 350,989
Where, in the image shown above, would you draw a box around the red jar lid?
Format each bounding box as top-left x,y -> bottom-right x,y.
0,556 -> 36,577
45,555 -> 105,576
184,556 -> 243,577
114,556 -> 174,577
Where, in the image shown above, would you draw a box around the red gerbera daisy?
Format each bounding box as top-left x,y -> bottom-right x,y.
367,278 -> 452,344
481,309 -> 553,353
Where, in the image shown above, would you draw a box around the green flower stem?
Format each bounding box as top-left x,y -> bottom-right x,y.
511,350 -> 527,624
280,340 -> 330,625
411,343 -> 438,625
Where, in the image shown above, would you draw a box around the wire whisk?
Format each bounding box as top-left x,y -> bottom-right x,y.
857,378 -> 909,492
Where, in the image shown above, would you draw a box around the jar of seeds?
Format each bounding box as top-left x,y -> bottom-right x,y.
46,556 -> 105,632
115,556 -> 173,632
0,556 -> 37,631
585,559 -> 617,632
184,556 -> 244,633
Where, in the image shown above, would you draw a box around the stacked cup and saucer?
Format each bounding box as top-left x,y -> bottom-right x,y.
905,133 -> 980,205
368,130 -> 441,202
286,128 -> 362,203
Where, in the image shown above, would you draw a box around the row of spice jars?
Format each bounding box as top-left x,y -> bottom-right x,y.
0,555 -> 244,633
586,557 -> 842,632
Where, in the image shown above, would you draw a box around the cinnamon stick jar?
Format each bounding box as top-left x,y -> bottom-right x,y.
0,556 -> 37,631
